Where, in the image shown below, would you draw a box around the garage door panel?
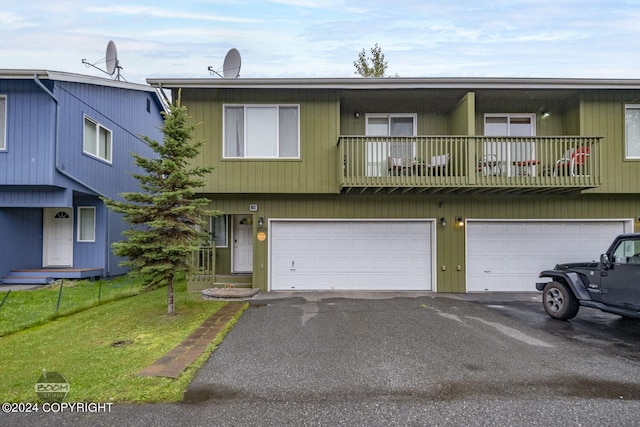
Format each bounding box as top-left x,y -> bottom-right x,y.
467,221 -> 626,292
271,221 -> 432,291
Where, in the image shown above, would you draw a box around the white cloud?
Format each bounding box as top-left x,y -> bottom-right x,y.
84,5 -> 261,23
0,12 -> 36,29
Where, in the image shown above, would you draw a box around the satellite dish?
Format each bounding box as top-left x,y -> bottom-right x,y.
222,48 -> 241,78
105,41 -> 118,76
208,48 -> 241,78
81,40 -> 125,81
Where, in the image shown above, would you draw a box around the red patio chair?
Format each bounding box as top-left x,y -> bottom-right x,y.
555,146 -> 590,176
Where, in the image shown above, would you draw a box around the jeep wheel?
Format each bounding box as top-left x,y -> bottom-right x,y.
542,281 -> 579,320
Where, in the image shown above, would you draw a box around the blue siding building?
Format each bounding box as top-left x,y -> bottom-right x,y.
0,70 -> 166,284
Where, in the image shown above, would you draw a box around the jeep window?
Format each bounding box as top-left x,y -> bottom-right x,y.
612,239 -> 640,264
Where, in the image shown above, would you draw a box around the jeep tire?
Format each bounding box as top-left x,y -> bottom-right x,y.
542,281 -> 580,320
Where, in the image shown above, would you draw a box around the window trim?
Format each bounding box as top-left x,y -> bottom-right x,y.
83,115 -> 113,163
0,95 -> 6,151
365,113 -> 417,136
77,206 -> 96,242
222,104 -> 301,159
625,104 -> 640,160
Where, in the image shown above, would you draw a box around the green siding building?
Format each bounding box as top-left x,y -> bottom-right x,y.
147,77 -> 640,293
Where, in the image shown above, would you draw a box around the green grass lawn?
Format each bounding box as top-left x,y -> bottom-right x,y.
0,279 -> 246,403
0,277 -> 145,336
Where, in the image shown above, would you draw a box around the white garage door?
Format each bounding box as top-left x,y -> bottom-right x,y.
270,220 -> 432,291
467,220 -> 628,292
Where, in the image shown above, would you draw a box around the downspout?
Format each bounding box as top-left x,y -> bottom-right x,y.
33,74 -> 111,276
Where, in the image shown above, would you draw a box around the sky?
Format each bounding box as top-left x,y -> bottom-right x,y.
3,0 -> 640,85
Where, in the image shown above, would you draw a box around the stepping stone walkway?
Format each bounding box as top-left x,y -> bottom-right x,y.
137,303 -> 246,378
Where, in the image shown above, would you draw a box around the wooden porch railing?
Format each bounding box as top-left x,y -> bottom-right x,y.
338,136 -> 601,192
187,246 -> 215,291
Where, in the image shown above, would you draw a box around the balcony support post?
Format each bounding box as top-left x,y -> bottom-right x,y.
467,137 -> 477,185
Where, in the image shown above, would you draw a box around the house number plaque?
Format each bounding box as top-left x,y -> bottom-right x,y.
257,231 -> 267,242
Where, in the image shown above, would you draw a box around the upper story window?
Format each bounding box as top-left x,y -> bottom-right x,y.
625,104 -> 640,160
83,115 -> 112,163
0,95 -> 6,151
366,114 -> 416,136
484,114 -> 536,136
223,105 -> 299,158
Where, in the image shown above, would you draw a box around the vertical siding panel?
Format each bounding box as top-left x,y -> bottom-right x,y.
302,92 -> 311,194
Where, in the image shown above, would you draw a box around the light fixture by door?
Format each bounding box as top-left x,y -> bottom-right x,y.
440,217 -> 447,227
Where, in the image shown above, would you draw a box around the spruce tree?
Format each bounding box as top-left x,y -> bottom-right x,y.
102,92 -> 214,315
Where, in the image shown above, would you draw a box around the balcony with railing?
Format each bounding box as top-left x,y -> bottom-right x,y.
338,136 -> 601,194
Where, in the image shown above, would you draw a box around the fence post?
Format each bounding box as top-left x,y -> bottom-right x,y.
55,279 -> 64,314
0,290 -> 11,309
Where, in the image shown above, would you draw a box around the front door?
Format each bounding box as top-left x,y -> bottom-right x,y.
43,208 -> 73,267
233,215 -> 253,273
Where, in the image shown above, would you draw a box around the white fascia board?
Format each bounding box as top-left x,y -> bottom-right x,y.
146,76 -> 640,91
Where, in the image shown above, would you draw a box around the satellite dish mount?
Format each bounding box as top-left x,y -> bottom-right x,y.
81,40 -> 125,81
208,48 -> 241,78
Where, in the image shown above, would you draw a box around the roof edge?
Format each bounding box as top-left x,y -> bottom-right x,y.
146,76 -> 640,90
0,69 -> 157,92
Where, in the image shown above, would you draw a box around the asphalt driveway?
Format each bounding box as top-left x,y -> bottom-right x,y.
10,292 -> 640,426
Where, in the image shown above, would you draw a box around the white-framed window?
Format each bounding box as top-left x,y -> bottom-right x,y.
484,113 -> 536,137
365,114 -> 417,176
483,113 -> 537,176
223,105 -> 300,158
212,215 -> 228,248
366,113 -> 417,137
625,104 -> 640,160
196,215 -> 229,247
77,207 -> 96,242
0,95 -> 6,151
83,115 -> 112,162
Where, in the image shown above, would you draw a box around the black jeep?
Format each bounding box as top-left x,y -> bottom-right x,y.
536,233 -> 640,320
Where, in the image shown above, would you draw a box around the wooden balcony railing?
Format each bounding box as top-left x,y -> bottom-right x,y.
338,136 -> 601,193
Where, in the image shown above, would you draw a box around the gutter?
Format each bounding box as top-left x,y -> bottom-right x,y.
33,74 -> 111,276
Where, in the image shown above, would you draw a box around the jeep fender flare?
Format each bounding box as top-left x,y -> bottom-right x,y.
537,271 -> 592,301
